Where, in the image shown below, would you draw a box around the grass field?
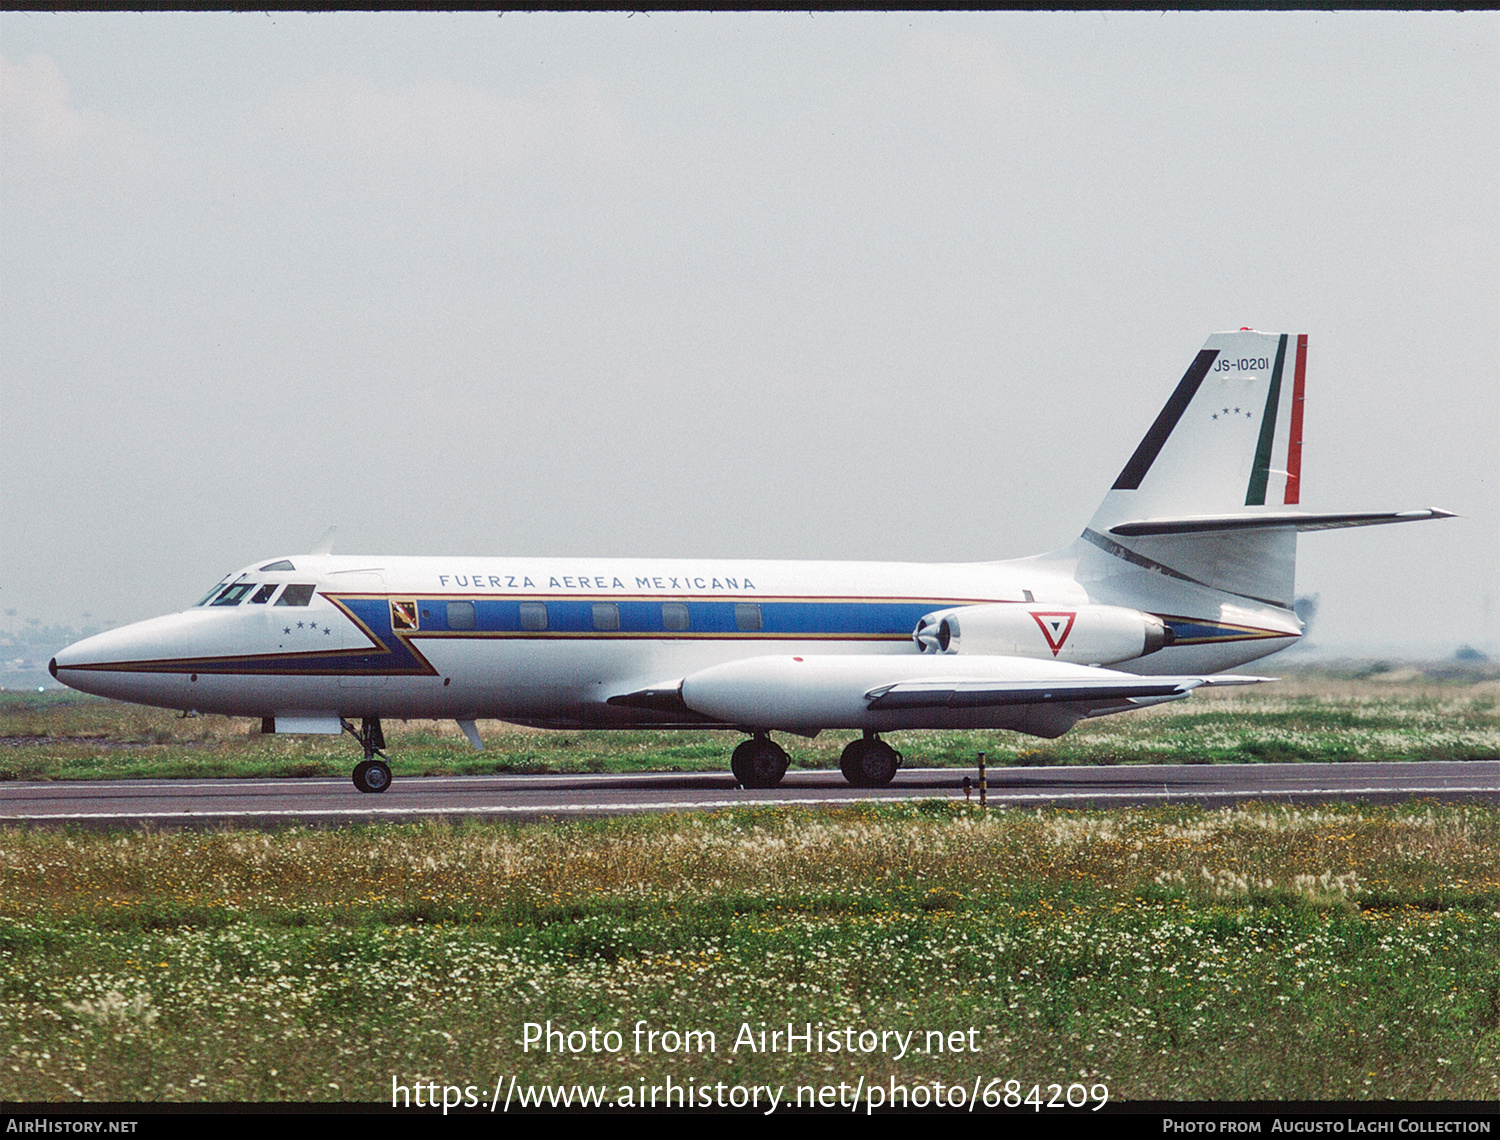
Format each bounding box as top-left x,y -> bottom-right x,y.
2,664 -> 1496,783
0,803 -> 1496,1104
1,667 -> 1495,1106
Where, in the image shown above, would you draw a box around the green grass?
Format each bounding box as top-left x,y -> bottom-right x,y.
3,669 -> 1494,1106
2,665 -> 1496,783
1,803 -> 1497,1103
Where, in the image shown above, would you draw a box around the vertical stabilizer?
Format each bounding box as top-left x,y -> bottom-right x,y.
1081,331 -> 1307,609
1093,331 -> 1306,525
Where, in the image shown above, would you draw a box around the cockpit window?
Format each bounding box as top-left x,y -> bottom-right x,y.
249,584 -> 278,604
260,560 -> 296,572
211,582 -> 256,606
275,584 -> 317,607
195,579 -> 230,606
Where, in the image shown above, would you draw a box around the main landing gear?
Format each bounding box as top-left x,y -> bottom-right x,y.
731,732 -> 790,789
730,730 -> 902,790
344,717 -> 392,794
839,731 -> 901,788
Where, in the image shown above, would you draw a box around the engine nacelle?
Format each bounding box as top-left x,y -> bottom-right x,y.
913,603 -> 1172,665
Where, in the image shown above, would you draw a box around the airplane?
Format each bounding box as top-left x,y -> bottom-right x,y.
51,330 -> 1453,794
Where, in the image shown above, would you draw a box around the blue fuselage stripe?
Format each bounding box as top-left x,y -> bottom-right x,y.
362,598 -> 944,638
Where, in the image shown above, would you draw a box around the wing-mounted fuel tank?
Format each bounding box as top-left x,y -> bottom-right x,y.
913,603 -> 1173,665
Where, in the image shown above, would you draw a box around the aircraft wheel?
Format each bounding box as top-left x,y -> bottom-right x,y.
839,739 -> 867,783
352,759 -> 392,794
840,739 -> 900,788
731,737 -> 789,789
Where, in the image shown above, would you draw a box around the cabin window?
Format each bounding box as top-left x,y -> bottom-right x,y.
519,602 -> 548,631
447,601 -> 476,631
211,582 -> 256,606
260,560 -> 296,572
661,602 -> 690,631
735,603 -> 762,632
275,584 -> 317,607
592,603 -> 620,631
249,584 -> 278,605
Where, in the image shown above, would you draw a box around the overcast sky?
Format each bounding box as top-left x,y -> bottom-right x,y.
2,12 -> 1496,655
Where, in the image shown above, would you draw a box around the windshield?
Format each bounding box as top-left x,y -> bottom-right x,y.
195,577 -> 231,607
210,582 -> 257,606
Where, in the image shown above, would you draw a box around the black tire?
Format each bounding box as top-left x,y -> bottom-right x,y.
731,738 -> 789,789
840,739 -> 899,787
353,759 -> 392,794
861,741 -> 899,787
839,739 -> 867,784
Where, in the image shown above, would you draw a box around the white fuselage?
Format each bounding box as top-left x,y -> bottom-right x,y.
52,549 -> 1299,733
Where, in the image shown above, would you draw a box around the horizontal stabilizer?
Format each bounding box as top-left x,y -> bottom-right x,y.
1109,509 -> 1456,537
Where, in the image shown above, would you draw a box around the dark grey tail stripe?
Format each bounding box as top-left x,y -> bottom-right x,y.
1080,528 -> 1290,610
1111,349 -> 1219,490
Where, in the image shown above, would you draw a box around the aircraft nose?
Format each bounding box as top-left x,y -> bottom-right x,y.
49,615 -> 201,708
51,627 -> 124,693
52,628 -> 117,672
53,613 -> 192,671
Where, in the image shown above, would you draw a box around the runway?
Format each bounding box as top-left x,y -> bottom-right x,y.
1,761 -> 1495,828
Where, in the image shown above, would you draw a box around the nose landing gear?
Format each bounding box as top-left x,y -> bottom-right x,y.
344,717 -> 393,794
352,759 -> 392,794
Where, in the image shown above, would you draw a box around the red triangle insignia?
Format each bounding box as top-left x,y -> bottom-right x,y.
1030,611 -> 1077,656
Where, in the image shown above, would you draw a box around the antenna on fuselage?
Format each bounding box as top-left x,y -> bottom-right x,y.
310,526 -> 338,555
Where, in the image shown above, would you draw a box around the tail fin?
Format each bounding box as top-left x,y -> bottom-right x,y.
1094,330 -> 1307,524
1079,331 -> 1451,611
1079,331 -> 1306,609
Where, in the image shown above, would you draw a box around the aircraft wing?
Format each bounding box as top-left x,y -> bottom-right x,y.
864,672 -> 1267,710
610,655 -> 1271,734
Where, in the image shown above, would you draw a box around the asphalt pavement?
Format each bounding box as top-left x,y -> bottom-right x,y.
1,760 -> 1494,828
